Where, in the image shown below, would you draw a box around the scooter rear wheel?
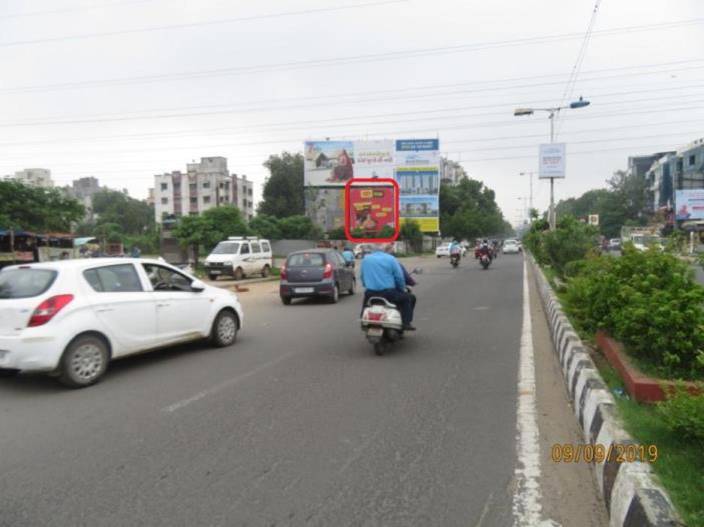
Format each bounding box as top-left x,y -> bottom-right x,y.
374,341 -> 385,356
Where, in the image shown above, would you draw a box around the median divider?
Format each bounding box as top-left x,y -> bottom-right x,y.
528,256 -> 681,527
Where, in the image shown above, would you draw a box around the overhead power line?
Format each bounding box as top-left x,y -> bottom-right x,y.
2,18 -> 703,92
0,0 -> 404,47
0,0 -> 157,19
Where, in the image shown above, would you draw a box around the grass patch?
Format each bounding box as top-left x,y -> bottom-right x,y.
591,352 -> 704,526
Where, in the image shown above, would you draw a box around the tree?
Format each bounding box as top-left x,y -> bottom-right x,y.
400,219 -> 423,253
249,214 -> 282,240
172,206 -> 249,262
0,180 -> 84,232
258,152 -> 304,218
439,178 -> 511,240
277,215 -> 321,239
91,190 -> 154,235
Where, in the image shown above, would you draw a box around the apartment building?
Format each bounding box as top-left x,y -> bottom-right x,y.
5,168 -> 53,188
153,157 -> 255,223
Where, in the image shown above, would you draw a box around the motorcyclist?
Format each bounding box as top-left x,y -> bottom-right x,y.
478,239 -> 493,260
342,246 -> 355,267
448,239 -> 462,258
361,243 -> 416,331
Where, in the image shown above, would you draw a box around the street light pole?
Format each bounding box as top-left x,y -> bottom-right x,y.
514,96 -> 590,231
519,171 -> 534,215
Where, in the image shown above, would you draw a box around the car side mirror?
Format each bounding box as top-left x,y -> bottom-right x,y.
191,279 -> 206,292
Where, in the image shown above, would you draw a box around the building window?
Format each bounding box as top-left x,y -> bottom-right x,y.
203,196 -> 211,204
161,197 -> 168,204
189,183 -> 197,192
160,183 -> 168,191
190,197 -> 197,204
690,155 -> 696,166
203,182 -> 210,188
248,188 -> 253,196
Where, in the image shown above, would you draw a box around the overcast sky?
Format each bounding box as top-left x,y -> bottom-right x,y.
1,0 -> 703,225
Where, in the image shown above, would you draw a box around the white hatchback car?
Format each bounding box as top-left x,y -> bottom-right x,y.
0,258 -> 243,388
503,239 -> 521,254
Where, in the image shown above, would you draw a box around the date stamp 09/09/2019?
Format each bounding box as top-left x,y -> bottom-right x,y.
550,443 -> 659,464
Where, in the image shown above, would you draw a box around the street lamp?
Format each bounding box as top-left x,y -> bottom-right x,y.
517,197 -> 528,223
514,96 -> 591,230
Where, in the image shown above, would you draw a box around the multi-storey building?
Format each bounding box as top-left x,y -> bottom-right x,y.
5,168 -> 53,188
153,157 -> 255,223
232,174 -> 255,221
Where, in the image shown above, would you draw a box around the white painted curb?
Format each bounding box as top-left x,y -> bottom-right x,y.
528,257 -> 682,527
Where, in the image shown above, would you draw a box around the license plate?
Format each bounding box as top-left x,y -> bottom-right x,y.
209,270 -> 221,275
295,287 -> 314,293
366,327 -> 383,337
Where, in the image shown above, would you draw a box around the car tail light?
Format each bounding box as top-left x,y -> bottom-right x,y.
280,264 -> 287,280
323,263 -> 333,279
28,294 -> 74,327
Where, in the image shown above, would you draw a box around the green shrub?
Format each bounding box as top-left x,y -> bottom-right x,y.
658,387 -> 704,442
564,246 -> 704,379
542,216 -> 599,276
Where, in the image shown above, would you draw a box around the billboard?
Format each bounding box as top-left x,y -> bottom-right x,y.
345,178 -> 400,242
304,138 -> 441,233
304,141 -> 355,186
539,143 -> 566,179
675,189 -> 704,220
304,187 -> 345,232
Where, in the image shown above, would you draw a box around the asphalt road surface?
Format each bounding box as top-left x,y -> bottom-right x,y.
0,254 -> 607,527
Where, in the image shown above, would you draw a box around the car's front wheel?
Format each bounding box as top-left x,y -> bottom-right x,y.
348,278 -> 356,295
261,265 -> 270,278
210,310 -> 238,347
233,267 -> 244,281
58,335 -> 109,388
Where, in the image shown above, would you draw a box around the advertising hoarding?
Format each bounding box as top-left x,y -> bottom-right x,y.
345,178 -> 400,242
304,141 -> 355,186
675,189 -> 704,220
538,143 -> 566,179
304,137 -> 441,233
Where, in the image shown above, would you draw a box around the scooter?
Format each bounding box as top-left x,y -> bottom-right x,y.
361,270 -> 420,356
479,253 -> 491,269
450,253 -> 460,268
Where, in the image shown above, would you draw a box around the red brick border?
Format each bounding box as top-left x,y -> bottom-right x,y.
595,331 -> 702,403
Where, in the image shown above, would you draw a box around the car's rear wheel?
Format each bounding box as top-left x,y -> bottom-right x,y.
329,284 -> 339,303
281,296 -> 292,305
261,265 -> 270,278
58,335 -> 109,388
210,310 -> 238,347
208,274 -> 218,281
233,267 -> 244,281
348,278 -> 356,295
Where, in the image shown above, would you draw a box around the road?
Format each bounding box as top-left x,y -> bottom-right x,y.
0,254 -> 607,527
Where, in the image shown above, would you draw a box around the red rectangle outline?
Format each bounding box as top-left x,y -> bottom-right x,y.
344,178 -> 400,243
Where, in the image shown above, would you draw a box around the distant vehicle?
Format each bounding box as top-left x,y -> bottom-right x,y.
279,249 -> 355,305
630,235 -> 663,252
503,239 -> 521,254
608,238 -> 622,251
204,237 -> 272,281
354,243 -> 373,259
435,243 -> 450,257
0,258 -> 243,388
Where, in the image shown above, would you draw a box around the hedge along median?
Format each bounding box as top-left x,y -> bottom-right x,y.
524,216 -> 704,525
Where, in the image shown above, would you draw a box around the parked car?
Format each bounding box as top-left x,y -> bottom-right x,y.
204,236 -> 272,281
608,238 -> 622,251
0,258 -> 243,388
279,249 -> 355,305
503,239 -> 521,254
435,243 -> 450,257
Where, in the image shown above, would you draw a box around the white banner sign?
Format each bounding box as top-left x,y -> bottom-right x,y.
539,143 -> 566,179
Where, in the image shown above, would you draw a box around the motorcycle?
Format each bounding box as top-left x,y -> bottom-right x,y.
361,270 -> 420,356
479,253 -> 491,270
450,253 -> 460,268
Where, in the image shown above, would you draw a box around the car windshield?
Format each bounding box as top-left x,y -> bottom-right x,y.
0,268 -> 57,299
288,253 -> 325,267
211,242 -> 240,255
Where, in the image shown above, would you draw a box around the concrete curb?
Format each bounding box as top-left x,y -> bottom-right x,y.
528,257 -> 682,527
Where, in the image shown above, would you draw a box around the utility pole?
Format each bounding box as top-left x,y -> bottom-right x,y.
519,171 -> 535,214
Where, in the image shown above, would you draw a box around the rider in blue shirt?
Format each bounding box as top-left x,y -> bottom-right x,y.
342,246 -> 355,266
360,244 -> 415,330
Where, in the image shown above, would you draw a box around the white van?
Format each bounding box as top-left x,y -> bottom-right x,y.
204,237 -> 273,281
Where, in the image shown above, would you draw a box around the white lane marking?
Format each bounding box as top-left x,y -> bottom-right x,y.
162,350 -> 299,413
512,260 -> 560,527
